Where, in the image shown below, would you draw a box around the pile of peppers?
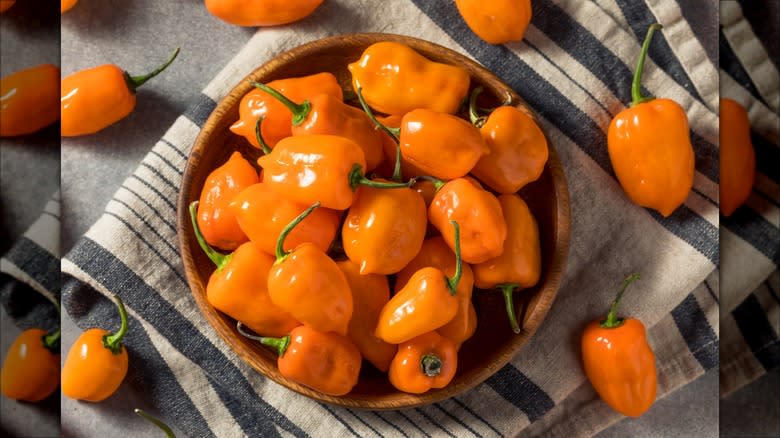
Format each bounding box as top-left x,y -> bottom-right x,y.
192,40 -> 549,395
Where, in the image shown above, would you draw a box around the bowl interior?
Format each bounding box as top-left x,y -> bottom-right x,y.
177,33 -> 570,409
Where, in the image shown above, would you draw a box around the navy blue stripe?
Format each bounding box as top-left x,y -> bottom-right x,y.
140,162 -> 179,191
320,404 -> 360,438
737,0 -> 780,71
372,412 -> 409,438
130,174 -> 177,212
0,279 -> 59,332
346,409 -> 382,438
484,364 -> 554,422
720,30 -> 772,109
752,131 -> 780,185
184,93 -> 218,128
704,280 -> 719,304
415,408 -> 456,438
4,236 -> 60,295
649,206 -> 719,265
765,279 -> 780,304
722,207 -> 780,264
676,0 -> 719,65
397,410 -> 431,438
119,185 -> 177,232
66,238 -> 308,437
111,199 -> 179,255
149,149 -> 185,176
160,138 -> 190,160
204,374 -> 281,438
433,403 -> 482,438
732,294 -> 780,371
451,397 -> 504,438
671,294 -> 719,370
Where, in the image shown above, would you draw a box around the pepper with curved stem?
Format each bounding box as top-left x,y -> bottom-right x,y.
468,86 -> 489,128
135,409 -> 176,438
356,87 -> 403,182
254,116 -> 272,155
388,331 -> 458,394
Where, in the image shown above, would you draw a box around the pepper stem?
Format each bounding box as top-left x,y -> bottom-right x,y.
415,175 -> 446,192
469,87 -> 489,128
498,284 -> 522,334
41,329 -> 61,354
103,295 -> 128,355
189,201 -> 232,271
631,24 -> 662,107
420,354 -> 442,377
251,82 -> 311,126
134,409 -> 176,438
600,273 -> 641,329
348,164 -> 415,190
125,47 -> 180,92
356,87 -> 401,140
237,322 -> 291,357
275,201 -> 320,262
446,220 -> 462,295
254,116 -> 272,155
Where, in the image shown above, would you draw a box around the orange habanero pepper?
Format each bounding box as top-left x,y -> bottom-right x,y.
1,327 -> 60,402
376,221 -> 463,344
230,72 -> 343,151
582,274 -> 657,417
719,98 -> 755,217
190,201 -> 300,337
62,295 -> 129,402
373,114 -> 430,181
204,0 -> 323,27
348,41 -> 470,115
473,194 -> 541,334
257,135 -> 412,210
337,260 -> 397,372
455,0 -> 532,45
267,203 -> 353,335
607,24 -> 694,217
0,0 -> 14,13
197,151 -> 260,251
0,64 -> 60,137
388,331 -> 458,394
239,323 -> 361,396
61,48 -> 180,136
61,0 -> 77,13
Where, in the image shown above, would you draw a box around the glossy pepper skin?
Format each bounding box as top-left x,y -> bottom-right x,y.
1,328 -> 60,402
61,48 -> 179,136
719,98 -> 755,217
205,0 -> 323,27
62,295 -> 129,402
388,331 -> 458,394
348,41 -> 470,115
61,0 -> 77,13
230,73 -> 343,150
375,114 -> 429,180
455,0 -> 531,45
191,202 -> 300,337
0,64 -> 60,137
337,260 -> 397,372
607,24 -> 694,217
582,274 -> 657,417
197,151 -> 259,251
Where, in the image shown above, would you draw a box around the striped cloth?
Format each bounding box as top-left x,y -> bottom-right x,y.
22,0 -> 763,437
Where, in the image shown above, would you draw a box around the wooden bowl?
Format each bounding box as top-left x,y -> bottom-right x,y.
177,33 -> 570,409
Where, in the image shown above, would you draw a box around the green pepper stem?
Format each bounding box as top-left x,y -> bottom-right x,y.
125,47 -> 180,92
600,273 -> 641,329
497,284 -> 522,334
468,86 -> 489,128
189,201 -> 232,271
446,221 -> 462,295
135,409 -> 176,438
348,164 -> 415,190
41,329 -> 61,353
415,175 -> 446,192
421,354 -> 442,377
236,322 -> 291,357
103,295 -> 128,355
251,82 -> 311,126
356,87 -> 401,140
254,116 -> 272,155
631,24 -> 662,106
275,201 -> 320,262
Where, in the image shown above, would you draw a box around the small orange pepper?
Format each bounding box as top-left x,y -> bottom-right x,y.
1,328 -> 60,402
0,64 -> 60,137
607,24 -> 694,217
267,203 -> 353,335
197,151 -> 260,251
0,0 -> 14,13
454,0 -> 532,45
204,0 -> 324,27
61,48 -> 180,136
230,72 -> 343,151
190,202 -> 300,337
61,0 -> 77,13
348,41 -> 470,115
373,114 -> 430,181
719,98 -> 755,217
239,323 -> 361,396
337,260 -> 397,372
473,194 -> 541,333
582,274 -> 657,417
388,331 -> 458,394
62,295 -> 129,402
375,221 -> 463,344
257,134 -> 412,210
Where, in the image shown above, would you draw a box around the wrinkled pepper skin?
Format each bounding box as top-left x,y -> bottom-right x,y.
230,73 -> 342,150
455,0 -> 531,45
337,260 -> 397,372
197,151 -> 259,251
0,64 -> 60,137
0,329 -> 59,402
61,0 -> 77,13
388,331 -> 457,394
204,0 -> 324,27
348,41 -> 470,115
719,98 -> 755,217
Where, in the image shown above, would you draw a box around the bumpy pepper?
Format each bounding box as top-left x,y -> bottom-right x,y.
1,327 -> 60,402
239,323 -> 361,396
473,194 -> 541,333
230,73 -> 343,150
455,0 -> 532,45
388,331 -> 458,394
205,0 -> 323,27
0,64 -> 60,137
61,48 -> 180,136
719,98 -> 755,217
582,274 -> 657,417
607,24 -> 694,217
190,201 -> 299,337
348,41 -> 470,115
61,0 -> 77,13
